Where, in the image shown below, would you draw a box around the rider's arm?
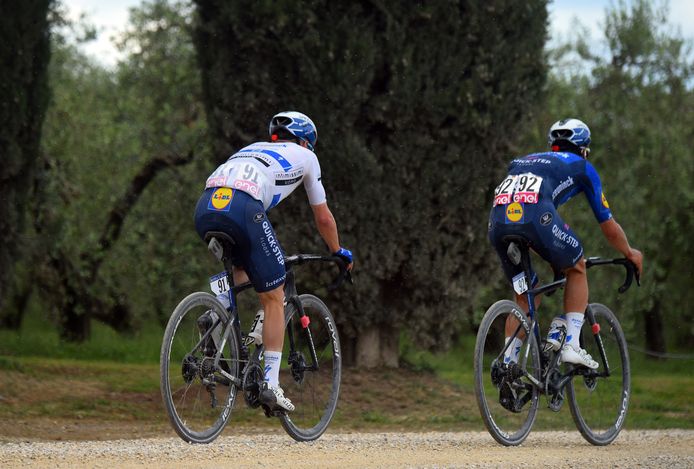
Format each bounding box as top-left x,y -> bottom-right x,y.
304,155 -> 353,269
582,162 -> 643,274
311,202 -> 353,270
600,219 -> 643,275
311,203 -> 340,253
583,162 -> 613,223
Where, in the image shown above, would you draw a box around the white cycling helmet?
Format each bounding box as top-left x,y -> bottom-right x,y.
268,111 -> 318,150
548,118 -> 591,149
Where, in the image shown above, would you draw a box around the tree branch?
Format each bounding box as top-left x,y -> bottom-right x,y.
87,150 -> 194,276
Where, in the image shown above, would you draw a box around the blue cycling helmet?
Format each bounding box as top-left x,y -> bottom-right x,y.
548,118 -> 591,149
269,111 -> 318,151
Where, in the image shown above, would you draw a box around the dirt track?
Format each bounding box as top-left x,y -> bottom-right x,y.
1,430 -> 693,468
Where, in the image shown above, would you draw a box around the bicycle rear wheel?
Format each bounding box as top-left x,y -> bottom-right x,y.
160,292 -> 241,444
474,300 -> 541,446
278,294 -> 341,442
567,303 -> 630,445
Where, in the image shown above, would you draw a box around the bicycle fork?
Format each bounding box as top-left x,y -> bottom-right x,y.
286,296 -> 320,373
583,305 -> 611,377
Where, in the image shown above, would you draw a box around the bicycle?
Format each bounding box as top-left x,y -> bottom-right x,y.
160,231 -> 351,444
474,235 -> 640,446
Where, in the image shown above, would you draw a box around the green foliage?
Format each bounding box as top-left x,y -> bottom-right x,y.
523,0 -> 694,350
193,0 -> 549,350
33,0 -> 210,338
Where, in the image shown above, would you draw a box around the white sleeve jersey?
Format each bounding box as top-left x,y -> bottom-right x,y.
205,141 -> 327,211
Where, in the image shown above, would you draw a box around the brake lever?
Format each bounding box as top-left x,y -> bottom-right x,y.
327,256 -> 352,291
327,271 -> 350,291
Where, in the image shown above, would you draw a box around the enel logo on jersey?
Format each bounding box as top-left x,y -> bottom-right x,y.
208,187 -> 234,212
505,202 -> 524,223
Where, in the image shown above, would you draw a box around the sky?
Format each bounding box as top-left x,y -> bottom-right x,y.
64,0 -> 694,67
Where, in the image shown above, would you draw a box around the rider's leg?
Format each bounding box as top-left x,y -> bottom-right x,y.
561,258 -> 598,368
503,292 -> 541,363
257,283 -> 295,411
504,292 -> 542,340
563,257 -> 588,315
545,259 -> 589,352
258,284 -> 285,385
232,266 -> 250,285
563,257 -> 588,349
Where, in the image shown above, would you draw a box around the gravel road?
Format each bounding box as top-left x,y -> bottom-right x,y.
2,430 -> 692,468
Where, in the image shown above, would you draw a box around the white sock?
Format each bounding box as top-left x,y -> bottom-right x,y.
565,312 -> 584,350
503,337 -> 523,364
263,351 -> 282,387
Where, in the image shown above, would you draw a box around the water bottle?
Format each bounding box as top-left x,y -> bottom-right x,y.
197,310 -> 222,354
248,310 -> 264,345
216,293 -> 231,310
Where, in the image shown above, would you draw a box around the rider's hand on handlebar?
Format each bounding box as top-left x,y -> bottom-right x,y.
626,248 -> 643,277
333,247 -> 354,271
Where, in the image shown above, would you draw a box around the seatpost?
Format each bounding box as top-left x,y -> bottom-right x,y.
520,247 -> 532,290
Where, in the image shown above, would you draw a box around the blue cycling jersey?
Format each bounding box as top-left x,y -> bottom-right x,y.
488,151 -> 612,282
501,151 -> 612,223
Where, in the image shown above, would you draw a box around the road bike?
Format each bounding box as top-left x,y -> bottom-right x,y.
474,235 -> 639,446
160,231 -> 351,444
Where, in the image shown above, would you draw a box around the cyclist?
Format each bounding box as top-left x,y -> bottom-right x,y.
488,118 -> 643,369
194,111 -> 353,412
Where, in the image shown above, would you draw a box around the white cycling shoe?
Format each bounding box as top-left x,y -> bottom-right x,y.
560,344 -> 599,369
260,383 -> 295,412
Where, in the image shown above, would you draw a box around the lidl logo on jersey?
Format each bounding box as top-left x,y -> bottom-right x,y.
505,202 -> 524,223
601,192 -> 609,208
209,187 -> 234,212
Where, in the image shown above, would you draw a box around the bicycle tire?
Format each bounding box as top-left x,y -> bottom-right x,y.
160,291 -> 241,444
474,300 -> 541,446
567,303 -> 630,445
278,294 -> 341,442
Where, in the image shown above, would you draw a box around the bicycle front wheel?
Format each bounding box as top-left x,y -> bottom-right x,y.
278,294 -> 341,442
474,300 -> 541,446
567,303 -> 630,445
160,292 -> 241,444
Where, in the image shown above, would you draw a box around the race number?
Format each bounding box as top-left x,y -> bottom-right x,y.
493,175 -> 516,206
209,271 -> 230,296
512,272 -> 529,295
513,173 -> 543,204
493,173 -> 543,206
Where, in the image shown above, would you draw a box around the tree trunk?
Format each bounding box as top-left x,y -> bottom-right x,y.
0,268 -> 33,330
0,0 -> 51,313
643,298 -> 666,360
355,325 -> 399,368
60,304 -> 91,342
36,151 -> 193,342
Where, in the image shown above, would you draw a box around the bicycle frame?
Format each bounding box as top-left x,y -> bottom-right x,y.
203,251 -> 348,385
500,240 -> 638,392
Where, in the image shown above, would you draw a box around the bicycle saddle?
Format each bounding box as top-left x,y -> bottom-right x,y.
204,231 -> 237,262
501,235 -> 531,266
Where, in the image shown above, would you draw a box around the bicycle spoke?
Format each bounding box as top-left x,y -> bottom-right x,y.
279,294 -> 341,442
567,304 -> 630,445
160,292 -> 240,444
474,300 -> 540,446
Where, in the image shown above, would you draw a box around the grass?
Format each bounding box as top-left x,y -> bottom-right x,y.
0,309 -> 162,363
0,309 -> 691,440
401,334 -> 693,430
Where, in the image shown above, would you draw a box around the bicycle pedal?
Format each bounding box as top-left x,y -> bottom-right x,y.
261,404 -> 285,418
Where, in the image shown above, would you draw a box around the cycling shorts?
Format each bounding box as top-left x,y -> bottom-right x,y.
194,188 -> 286,293
488,201 -> 584,284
